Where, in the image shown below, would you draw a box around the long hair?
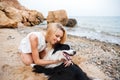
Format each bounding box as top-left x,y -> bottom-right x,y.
46,23 -> 67,44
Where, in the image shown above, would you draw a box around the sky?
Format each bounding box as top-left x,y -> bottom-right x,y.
18,0 -> 120,17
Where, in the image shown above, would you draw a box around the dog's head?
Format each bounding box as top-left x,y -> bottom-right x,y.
52,43 -> 76,60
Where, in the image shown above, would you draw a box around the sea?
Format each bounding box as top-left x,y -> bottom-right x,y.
40,16 -> 120,45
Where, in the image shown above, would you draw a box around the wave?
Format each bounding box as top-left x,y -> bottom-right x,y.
39,16 -> 120,45
65,25 -> 120,45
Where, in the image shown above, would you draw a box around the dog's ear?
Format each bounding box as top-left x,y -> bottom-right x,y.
54,43 -> 70,49
52,43 -> 70,54
60,44 -> 70,50
52,43 -> 61,54
54,43 -> 61,49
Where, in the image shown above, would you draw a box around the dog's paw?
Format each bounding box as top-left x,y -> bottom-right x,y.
30,64 -> 36,67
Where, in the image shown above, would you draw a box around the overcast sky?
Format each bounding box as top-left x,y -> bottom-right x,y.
18,0 -> 120,17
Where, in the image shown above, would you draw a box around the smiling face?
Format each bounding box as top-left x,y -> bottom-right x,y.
50,29 -> 63,45
46,23 -> 67,46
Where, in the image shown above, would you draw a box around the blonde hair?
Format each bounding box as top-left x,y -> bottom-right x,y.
46,23 -> 67,44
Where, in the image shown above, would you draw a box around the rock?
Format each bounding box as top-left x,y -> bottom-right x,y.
7,35 -> 15,40
0,0 -> 44,28
0,10 -> 18,28
21,10 -> 44,26
0,0 -> 26,10
66,18 -> 77,27
4,7 -> 23,22
47,10 -> 68,26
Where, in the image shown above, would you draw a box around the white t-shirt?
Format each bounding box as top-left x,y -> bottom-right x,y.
18,32 -> 46,53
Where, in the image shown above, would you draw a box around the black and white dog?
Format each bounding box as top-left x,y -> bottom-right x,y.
31,43 -> 92,80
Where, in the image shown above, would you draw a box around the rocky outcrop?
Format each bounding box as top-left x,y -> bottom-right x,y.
21,10 -> 44,26
0,11 -> 17,28
0,0 -> 44,28
0,0 -> 25,10
66,18 -> 77,27
47,10 -> 68,26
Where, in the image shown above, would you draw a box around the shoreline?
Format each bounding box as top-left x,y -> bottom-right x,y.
0,27 -> 120,80
66,29 -> 120,46
38,23 -> 120,46
68,34 -> 120,47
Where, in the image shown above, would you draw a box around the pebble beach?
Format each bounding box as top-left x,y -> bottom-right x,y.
0,25 -> 120,80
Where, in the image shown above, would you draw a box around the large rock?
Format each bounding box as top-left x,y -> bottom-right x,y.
47,10 -> 68,26
66,18 -> 77,27
0,0 -> 44,28
0,0 -> 26,10
21,10 -> 44,26
4,7 -> 23,22
0,10 -> 17,28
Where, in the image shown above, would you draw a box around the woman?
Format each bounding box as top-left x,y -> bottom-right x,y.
18,23 -> 71,66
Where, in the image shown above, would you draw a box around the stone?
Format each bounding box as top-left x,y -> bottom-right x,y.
47,10 -> 68,26
0,0 -> 44,28
66,18 -> 77,27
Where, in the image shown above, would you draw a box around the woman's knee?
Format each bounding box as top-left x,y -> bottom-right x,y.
20,53 -> 33,66
23,58 -> 33,66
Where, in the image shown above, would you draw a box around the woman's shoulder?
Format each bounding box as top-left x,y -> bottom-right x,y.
29,31 -> 41,34
29,31 -> 45,39
27,32 -> 42,36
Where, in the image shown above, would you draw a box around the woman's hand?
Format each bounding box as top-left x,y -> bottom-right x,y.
64,60 -> 73,67
53,57 -> 73,67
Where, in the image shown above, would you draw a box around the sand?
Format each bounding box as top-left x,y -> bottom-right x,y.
0,26 -> 119,80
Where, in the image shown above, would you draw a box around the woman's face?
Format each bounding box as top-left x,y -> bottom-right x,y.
50,29 -> 63,45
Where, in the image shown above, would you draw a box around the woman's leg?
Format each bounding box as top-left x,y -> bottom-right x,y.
20,53 -> 34,66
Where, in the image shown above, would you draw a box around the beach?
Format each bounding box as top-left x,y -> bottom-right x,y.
0,26 -> 119,80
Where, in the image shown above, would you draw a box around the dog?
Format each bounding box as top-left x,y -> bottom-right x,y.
31,43 -> 92,80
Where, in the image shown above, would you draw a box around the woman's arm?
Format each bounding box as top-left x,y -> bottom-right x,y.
29,34 -> 62,66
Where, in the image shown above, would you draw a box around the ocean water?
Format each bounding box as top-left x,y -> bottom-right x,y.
40,16 -> 120,45
65,16 -> 120,45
